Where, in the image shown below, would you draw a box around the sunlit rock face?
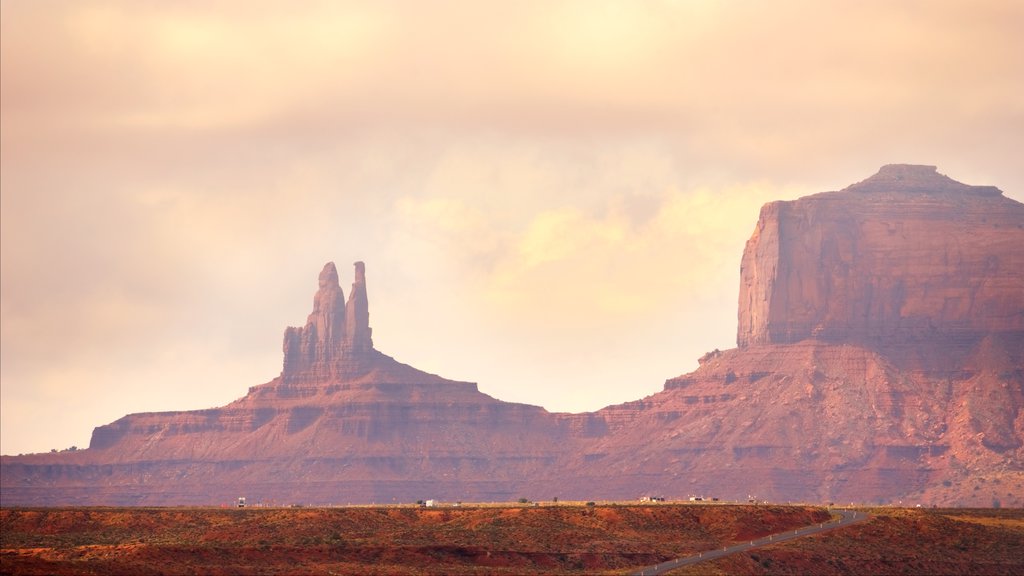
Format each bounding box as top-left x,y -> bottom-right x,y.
737,164 -> 1024,354
2,166 -> 1021,508
564,166 -> 1023,506
613,165 -> 1024,505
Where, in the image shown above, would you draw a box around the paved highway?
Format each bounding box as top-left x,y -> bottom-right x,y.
632,509 -> 869,576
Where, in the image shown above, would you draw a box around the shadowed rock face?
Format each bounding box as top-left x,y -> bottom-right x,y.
2,165 -> 1022,508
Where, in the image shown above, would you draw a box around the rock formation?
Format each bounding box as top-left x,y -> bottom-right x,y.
282,262 -> 375,384
5,262 -> 573,506
578,164 -> 1024,505
2,165 -> 1022,508
737,164 -> 1024,354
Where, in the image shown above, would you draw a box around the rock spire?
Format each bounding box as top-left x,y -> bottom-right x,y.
282,261 -> 375,382
345,261 -> 373,353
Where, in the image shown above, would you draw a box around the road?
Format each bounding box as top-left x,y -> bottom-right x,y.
631,509 -> 868,576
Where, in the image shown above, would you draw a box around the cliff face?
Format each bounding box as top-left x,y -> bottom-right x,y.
2,165 -> 1022,508
566,336 -> 1024,506
737,164 -> 1024,356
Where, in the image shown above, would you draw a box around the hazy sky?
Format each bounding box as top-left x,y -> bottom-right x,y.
2,1 -> 1022,455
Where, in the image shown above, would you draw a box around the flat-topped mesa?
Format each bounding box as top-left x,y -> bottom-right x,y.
737,165 -> 1024,356
282,261 -> 375,383
843,164 -> 1003,196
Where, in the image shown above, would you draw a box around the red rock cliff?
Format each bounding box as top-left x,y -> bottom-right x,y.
737,164 -> 1024,353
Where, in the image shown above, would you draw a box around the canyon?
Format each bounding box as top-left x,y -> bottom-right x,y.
2,165 -> 1022,507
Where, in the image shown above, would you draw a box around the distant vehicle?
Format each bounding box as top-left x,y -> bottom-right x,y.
424,499 -> 437,507
237,497 -> 246,508
639,496 -> 665,502
689,496 -> 704,502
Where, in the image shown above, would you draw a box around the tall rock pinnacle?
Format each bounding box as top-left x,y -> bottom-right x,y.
345,261 -> 372,353
281,261 -> 376,383
311,262 -> 346,349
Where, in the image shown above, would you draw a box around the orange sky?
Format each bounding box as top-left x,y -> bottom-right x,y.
2,0 -> 1023,455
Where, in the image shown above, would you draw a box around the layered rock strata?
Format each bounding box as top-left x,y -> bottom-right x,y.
737,164 -> 1024,356
2,165 -> 1022,508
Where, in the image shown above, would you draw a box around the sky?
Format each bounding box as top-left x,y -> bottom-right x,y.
2,0 -> 1022,455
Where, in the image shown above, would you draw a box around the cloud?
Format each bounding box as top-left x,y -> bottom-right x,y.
388,143 -> 805,413
400,175 -> 799,326
6,1 -> 1021,138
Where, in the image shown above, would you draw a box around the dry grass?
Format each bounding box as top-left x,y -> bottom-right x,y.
669,507 -> 1024,575
0,504 -> 826,575
937,508 -> 1024,529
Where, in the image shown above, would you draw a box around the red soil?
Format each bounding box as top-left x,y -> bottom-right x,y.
0,504 -> 827,575
672,507 -> 1024,575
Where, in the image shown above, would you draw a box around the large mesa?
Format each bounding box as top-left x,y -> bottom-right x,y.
736,164 -> 1024,355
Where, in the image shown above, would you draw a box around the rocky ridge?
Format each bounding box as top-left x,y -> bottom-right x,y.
2,165 -> 1021,507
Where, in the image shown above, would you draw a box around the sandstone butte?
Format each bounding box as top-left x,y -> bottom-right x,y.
2,164 -> 1022,508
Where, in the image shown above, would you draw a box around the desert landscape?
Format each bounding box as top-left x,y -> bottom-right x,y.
3,2 -> 1023,575
672,507 -> 1024,576
3,164 -> 1022,509
2,503 -> 1021,575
